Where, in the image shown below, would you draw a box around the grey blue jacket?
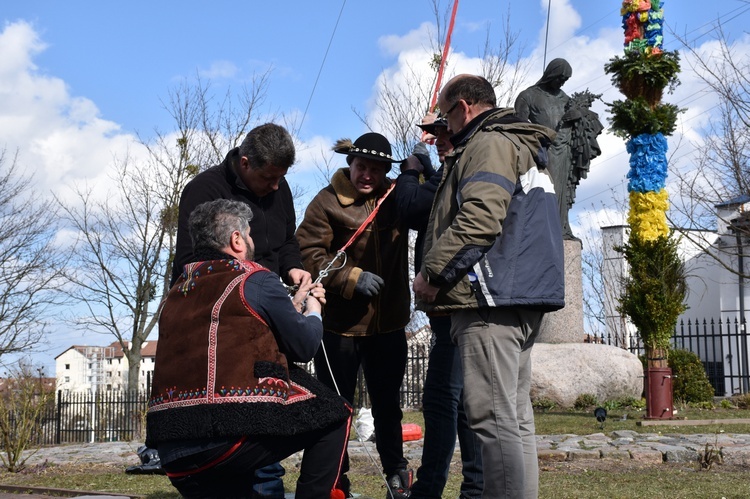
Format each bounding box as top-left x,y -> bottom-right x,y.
418,108 -> 565,313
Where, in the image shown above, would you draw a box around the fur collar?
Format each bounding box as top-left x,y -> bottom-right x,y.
331,168 -> 391,206
331,168 -> 360,206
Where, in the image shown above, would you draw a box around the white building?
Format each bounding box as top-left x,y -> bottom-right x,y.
602,195 -> 750,396
55,340 -> 158,393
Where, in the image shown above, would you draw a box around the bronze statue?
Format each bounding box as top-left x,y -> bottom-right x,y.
515,58 -> 603,241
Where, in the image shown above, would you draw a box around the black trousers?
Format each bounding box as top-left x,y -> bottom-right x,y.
314,329 -> 408,492
161,418 -> 349,499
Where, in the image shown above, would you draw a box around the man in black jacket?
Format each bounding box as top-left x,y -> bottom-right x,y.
168,122 -> 311,498
171,122 -> 311,291
395,115 -> 483,499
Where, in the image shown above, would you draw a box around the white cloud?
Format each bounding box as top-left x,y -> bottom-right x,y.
0,21 -> 142,202
198,60 -> 239,80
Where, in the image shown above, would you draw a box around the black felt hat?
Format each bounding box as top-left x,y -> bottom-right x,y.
333,132 -> 399,165
416,116 -> 448,135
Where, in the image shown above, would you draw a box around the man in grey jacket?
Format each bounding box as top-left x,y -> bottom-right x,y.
413,74 -> 564,498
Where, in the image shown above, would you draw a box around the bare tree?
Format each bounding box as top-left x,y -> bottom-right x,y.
0,151 -> 67,360
355,2 -> 528,158
479,8 -> 531,108
58,74 -> 274,391
670,23 -> 750,276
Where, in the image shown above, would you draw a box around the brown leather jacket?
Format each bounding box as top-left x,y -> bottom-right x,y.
296,168 -> 410,336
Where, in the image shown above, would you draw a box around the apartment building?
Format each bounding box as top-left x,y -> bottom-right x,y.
55,340 -> 158,393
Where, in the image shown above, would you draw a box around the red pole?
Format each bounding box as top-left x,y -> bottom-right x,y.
429,0 -> 460,113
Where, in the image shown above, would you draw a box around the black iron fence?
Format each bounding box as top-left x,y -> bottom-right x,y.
603,317 -> 750,397
35,390 -> 149,446
23,321 -> 750,446
31,345 -> 429,446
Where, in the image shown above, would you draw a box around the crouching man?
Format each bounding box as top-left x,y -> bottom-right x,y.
147,199 -> 351,499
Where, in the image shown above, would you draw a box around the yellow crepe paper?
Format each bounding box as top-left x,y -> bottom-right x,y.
628,190 -> 669,241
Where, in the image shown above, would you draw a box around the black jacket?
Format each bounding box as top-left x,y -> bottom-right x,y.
393,167 -> 442,275
171,148 -> 303,286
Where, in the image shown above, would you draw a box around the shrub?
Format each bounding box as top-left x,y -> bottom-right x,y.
668,349 -> 715,404
532,397 -> 556,412
0,363 -> 55,472
731,393 -> 750,409
574,394 -> 599,410
617,396 -> 646,410
720,399 -> 734,409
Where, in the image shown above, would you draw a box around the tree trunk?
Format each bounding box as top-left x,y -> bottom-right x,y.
647,347 -> 669,368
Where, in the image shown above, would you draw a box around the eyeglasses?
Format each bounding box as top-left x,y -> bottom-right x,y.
438,99 -> 471,121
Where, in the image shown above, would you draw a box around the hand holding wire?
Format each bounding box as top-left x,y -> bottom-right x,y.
295,281 -> 325,314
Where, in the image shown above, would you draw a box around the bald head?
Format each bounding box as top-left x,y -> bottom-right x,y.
437,74 -> 497,133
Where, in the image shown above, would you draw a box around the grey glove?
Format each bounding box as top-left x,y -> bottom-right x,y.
355,271 -> 384,297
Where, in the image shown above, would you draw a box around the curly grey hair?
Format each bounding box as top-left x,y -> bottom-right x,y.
188,199 -> 254,253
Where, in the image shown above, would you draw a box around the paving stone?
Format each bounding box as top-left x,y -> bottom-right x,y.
600,448 -> 631,460
537,450 -> 567,462
567,449 -> 601,461
629,448 -> 664,464
720,448 -> 750,466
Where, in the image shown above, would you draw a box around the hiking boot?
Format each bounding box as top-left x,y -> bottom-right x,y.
385,469 -> 412,499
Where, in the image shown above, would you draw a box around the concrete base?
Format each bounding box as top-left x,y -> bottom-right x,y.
538,239 -> 584,344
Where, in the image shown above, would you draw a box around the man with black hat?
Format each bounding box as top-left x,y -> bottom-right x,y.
296,132 -> 412,499
395,115 -> 483,499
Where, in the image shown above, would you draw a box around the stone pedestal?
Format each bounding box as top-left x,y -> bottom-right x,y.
538,239 -> 584,343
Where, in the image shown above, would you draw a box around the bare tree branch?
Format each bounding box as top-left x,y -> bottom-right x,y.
0,150 -> 68,360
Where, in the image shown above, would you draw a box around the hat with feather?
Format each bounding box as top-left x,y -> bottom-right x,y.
333,132 -> 399,165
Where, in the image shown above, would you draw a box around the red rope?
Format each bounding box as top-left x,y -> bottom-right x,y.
339,182 -> 396,253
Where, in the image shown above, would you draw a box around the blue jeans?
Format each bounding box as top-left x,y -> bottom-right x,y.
253,462 -> 285,498
452,307 -> 543,499
410,316 -> 483,499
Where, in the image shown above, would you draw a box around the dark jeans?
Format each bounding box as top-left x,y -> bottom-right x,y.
314,329 -> 408,493
253,463 -> 285,498
160,418 -> 349,499
410,316 -> 483,499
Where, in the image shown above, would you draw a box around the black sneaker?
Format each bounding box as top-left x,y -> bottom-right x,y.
385,469 -> 412,499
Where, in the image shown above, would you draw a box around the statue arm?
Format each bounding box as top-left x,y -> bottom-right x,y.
514,93 -> 531,121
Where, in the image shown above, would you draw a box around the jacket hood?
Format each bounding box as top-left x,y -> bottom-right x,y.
481,108 -> 557,170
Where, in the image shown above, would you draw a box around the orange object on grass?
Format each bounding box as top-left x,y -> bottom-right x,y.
402,423 -> 423,441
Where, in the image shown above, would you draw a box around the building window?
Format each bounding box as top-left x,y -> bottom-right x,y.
64,376 -> 70,383
151,358 -> 155,363
107,384 -> 112,391
107,359 -> 112,365
65,364 -> 70,370
106,372 -> 112,378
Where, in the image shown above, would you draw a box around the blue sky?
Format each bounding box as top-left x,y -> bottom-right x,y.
2,0 -> 750,374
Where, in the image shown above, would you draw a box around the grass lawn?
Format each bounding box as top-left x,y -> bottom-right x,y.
1,405 -> 749,498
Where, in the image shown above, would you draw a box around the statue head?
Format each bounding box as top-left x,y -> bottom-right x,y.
537,58 -> 572,91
